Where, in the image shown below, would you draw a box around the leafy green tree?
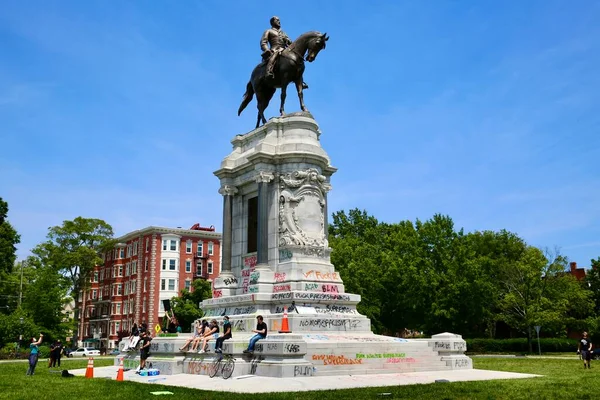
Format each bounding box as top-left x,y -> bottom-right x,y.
0,197 -> 20,275
498,248 -> 592,351
21,256 -> 71,340
33,217 -> 114,340
172,279 -> 212,332
586,257 -> 600,314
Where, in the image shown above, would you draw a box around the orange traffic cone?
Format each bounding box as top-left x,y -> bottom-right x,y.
85,357 -> 94,378
278,306 -> 292,333
116,358 -> 124,381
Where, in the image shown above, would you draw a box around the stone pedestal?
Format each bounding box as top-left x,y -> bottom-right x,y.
182,113 -> 473,378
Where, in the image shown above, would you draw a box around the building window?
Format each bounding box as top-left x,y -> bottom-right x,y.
100,270 -> 104,282
168,279 -> 176,291
133,241 -> 138,255
93,271 -> 99,282
126,245 -> 131,258
162,239 -> 168,251
118,266 -> 123,277
124,282 -> 129,295
196,242 -> 203,255
144,258 -> 148,272
208,242 -> 214,255
185,280 -> 191,291
161,279 -> 166,291
117,284 -> 122,295
208,261 -> 213,275
115,321 -> 120,333
120,248 -> 125,258
169,259 -> 176,271
125,264 -> 130,277
186,240 -> 192,254
116,303 -> 121,315
132,261 -> 137,275
144,278 -> 147,293
124,302 -> 128,315
162,259 -> 167,270
92,289 -> 97,299
197,261 -> 202,276
185,260 -> 191,273
131,280 -> 136,294
170,239 -> 177,251
145,238 -> 149,253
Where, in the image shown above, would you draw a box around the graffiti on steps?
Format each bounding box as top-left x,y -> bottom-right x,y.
356,352 -> 406,359
294,365 -> 314,376
312,354 -> 363,366
298,319 -> 362,330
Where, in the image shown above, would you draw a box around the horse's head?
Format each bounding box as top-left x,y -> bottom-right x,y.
305,32 -> 329,62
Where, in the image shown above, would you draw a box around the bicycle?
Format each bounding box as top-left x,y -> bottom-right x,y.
208,354 -> 235,379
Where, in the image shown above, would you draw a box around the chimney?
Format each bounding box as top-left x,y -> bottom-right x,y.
570,262 -> 577,273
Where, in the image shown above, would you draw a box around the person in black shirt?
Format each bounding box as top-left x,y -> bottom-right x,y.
55,340 -> 64,367
215,316 -> 232,353
198,319 -> 219,353
138,331 -> 152,372
243,315 -> 267,354
578,331 -> 593,369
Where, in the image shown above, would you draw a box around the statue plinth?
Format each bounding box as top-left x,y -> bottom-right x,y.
192,114 -> 472,378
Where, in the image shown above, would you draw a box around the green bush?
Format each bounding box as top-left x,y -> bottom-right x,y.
36,345 -> 51,358
466,338 -> 578,354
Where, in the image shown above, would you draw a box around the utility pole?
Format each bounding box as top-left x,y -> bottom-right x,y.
18,259 -> 25,308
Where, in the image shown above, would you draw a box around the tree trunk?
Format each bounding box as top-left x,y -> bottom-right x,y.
527,326 -> 533,353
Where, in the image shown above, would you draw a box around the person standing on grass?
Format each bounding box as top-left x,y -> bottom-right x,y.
214,316 -> 232,353
578,331 -> 593,369
48,341 -> 57,368
26,333 -> 43,376
55,340 -> 64,367
243,315 -> 267,354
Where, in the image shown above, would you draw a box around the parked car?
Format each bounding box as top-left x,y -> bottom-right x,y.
109,349 -> 120,355
69,347 -> 101,357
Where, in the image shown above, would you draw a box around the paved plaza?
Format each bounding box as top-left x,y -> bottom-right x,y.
70,365 -> 540,393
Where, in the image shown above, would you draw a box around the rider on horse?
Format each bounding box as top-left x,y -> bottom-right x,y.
261,16 -> 308,89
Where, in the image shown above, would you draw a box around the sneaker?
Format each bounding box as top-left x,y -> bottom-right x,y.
215,349 -> 222,353
198,350 -> 205,354
243,349 -> 253,354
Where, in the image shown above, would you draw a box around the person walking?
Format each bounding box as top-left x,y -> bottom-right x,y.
578,331 -> 593,369
26,333 -> 43,376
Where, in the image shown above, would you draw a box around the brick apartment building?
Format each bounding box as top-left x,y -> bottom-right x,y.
77,224 -> 221,349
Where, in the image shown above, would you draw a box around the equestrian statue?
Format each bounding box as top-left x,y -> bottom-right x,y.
238,16 -> 329,128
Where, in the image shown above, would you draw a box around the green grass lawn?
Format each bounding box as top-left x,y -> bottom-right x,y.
0,357 -> 597,400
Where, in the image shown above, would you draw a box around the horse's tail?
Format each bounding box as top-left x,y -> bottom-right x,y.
238,81 -> 254,116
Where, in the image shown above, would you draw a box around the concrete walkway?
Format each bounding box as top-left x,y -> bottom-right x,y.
70,365 -> 540,393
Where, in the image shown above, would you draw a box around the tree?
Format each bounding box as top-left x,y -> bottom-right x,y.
21,256 -> 71,340
498,248 -> 593,351
0,197 -> 20,274
33,217 -> 114,341
586,257 -> 600,314
172,279 -> 212,332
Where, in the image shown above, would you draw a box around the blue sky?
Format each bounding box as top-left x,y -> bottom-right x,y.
1,1 -> 599,267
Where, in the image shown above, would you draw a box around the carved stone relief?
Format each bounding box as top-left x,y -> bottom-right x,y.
279,168 -> 331,248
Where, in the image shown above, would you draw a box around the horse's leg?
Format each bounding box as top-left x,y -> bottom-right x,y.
279,83 -> 288,116
295,78 -> 307,112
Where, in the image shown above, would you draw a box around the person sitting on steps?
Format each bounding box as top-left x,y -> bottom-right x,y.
179,321 -> 201,352
214,316 -> 232,353
191,320 -> 209,352
243,315 -> 267,354
198,319 -> 219,353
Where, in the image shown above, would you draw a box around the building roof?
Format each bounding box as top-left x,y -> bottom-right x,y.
115,225 -> 222,243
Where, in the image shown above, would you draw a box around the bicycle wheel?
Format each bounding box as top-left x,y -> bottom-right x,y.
222,359 -> 235,379
208,359 -> 220,378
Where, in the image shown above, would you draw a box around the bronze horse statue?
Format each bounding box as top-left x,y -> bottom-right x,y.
238,31 -> 329,129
